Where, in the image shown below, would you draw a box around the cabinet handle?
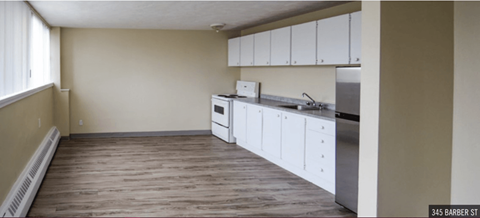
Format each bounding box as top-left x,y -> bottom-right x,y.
259,110 -> 261,113
356,58 -> 360,61
237,62 -> 239,65
321,59 -> 324,63
321,126 -> 325,129
321,168 -> 324,172
286,61 -> 288,64
322,154 -> 324,158
243,106 -> 246,109
294,61 -> 297,64
267,61 -> 269,64
285,116 -> 287,119
251,62 -> 253,65
277,114 -> 280,117
321,140 -> 324,143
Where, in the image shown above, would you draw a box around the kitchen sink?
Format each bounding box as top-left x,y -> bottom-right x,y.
277,105 -> 321,111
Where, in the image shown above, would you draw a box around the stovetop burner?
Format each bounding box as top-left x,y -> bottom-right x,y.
218,94 -> 247,99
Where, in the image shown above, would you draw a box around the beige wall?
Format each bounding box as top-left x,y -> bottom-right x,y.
61,28 -> 240,134
357,1 -> 380,216
51,27 -> 70,137
240,2 -> 361,104
451,2 -> 480,204
0,88 -> 54,204
375,2 -> 454,216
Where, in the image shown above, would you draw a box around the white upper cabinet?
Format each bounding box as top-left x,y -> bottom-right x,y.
233,101 -> 247,141
281,111 -> 306,169
350,11 -> 362,64
228,37 -> 240,67
262,108 -> 282,158
270,26 -> 291,66
291,21 -> 317,65
228,11 -> 361,67
317,14 -> 349,65
246,104 -> 263,150
254,31 -> 271,66
240,35 -> 254,66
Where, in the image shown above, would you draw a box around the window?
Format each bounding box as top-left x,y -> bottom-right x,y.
30,13 -> 50,88
0,1 -> 51,99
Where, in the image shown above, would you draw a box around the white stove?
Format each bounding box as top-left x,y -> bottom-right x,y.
211,81 -> 259,143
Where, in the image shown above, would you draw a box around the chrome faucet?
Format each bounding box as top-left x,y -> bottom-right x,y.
302,92 -> 317,107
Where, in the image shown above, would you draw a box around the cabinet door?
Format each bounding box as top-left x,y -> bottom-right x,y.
291,21 -> 317,65
270,27 -> 291,66
281,112 -> 306,169
350,11 -> 362,64
254,31 -> 271,66
317,14 -> 349,65
228,37 -> 240,66
233,101 -> 247,141
240,35 -> 254,66
262,108 -> 282,158
246,104 -> 263,149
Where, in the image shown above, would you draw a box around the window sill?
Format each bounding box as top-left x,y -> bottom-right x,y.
0,83 -> 54,109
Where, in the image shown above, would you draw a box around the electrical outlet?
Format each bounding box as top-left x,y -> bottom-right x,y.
79,120 -> 83,126
38,118 -> 41,128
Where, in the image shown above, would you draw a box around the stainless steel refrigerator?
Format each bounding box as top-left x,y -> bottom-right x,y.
335,67 -> 360,213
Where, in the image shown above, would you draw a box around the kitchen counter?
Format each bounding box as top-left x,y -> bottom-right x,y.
233,97 -> 336,121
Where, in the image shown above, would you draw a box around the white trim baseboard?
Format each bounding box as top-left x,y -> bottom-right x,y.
70,130 -> 212,139
0,127 -> 60,217
0,83 -> 54,109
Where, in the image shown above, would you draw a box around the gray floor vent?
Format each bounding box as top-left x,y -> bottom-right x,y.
29,140 -> 52,178
50,129 -> 58,141
0,127 -> 60,218
7,177 -> 31,216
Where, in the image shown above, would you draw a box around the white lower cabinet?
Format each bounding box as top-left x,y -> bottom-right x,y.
246,104 -> 263,150
232,100 -> 336,194
305,120 -> 335,181
233,101 -> 247,141
281,112 -> 306,169
305,117 -> 336,193
262,108 -> 282,158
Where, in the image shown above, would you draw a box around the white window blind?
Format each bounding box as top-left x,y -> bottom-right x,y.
30,12 -> 50,88
0,1 -> 51,99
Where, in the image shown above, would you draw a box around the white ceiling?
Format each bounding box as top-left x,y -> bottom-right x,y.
29,1 -> 346,31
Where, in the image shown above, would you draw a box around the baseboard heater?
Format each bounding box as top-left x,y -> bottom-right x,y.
0,127 -> 60,217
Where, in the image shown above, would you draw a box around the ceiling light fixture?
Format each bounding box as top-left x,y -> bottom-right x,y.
210,23 -> 226,32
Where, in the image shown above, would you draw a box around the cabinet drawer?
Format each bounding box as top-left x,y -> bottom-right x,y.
306,131 -> 335,153
305,161 -> 335,183
306,131 -> 335,167
306,149 -> 335,168
307,118 -> 335,136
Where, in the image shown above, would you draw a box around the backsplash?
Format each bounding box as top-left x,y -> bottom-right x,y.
241,66 -> 336,104
261,94 -> 335,110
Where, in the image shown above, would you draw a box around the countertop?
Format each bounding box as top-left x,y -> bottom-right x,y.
233,98 -> 336,121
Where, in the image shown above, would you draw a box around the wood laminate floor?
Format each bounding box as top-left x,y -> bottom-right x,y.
28,135 -> 356,217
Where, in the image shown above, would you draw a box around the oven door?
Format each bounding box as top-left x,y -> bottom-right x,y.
211,98 -> 230,127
